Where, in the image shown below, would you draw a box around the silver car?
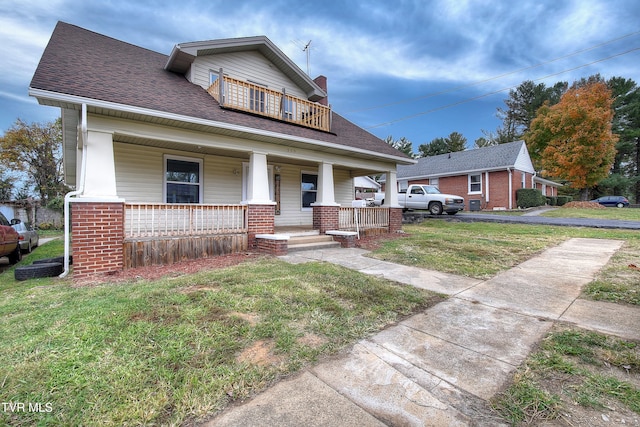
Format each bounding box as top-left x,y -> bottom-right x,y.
11,221 -> 39,253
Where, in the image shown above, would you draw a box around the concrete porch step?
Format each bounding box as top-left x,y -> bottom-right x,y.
288,234 -> 333,245
287,234 -> 341,252
287,240 -> 342,253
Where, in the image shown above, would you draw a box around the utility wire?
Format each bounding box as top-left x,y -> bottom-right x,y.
348,30 -> 640,114
366,46 -> 640,129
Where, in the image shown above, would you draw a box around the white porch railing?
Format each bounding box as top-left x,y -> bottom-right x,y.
124,203 -> 248,239
339,207 -> 389,231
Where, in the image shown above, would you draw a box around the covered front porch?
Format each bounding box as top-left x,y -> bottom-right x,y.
67,116 -> 405,277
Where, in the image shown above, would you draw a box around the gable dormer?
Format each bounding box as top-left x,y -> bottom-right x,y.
165,36 -> 331,132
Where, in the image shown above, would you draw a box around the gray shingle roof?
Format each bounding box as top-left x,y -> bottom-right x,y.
30,22 -> 410,162
398,140 -> 528,178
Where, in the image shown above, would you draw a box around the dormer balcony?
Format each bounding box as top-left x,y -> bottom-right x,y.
208,74 -> 331,132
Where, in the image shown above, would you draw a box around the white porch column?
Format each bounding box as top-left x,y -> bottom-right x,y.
82,130 -> 118,198
313,162 -> 339,206
246,151 -> 272,204
383,170 -> 401,208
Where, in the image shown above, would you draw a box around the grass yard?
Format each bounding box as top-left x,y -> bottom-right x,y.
492,325 -> 640,425
2,216 -> 639,425
542,207 -> 640,221
0,251 -> 438,426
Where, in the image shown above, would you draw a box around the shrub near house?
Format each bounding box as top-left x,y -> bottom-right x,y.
516,188 -> 547,208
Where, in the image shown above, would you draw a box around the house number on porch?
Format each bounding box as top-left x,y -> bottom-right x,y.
287,148 -> 297,153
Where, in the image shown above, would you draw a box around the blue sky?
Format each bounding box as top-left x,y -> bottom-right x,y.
1,0 -> 639,152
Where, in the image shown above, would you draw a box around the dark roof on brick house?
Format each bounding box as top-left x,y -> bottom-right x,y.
30,22 -> 411,162
397,140 -> 532,178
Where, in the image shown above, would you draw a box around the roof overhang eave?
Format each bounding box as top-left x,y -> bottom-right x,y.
28,87 -> 412,165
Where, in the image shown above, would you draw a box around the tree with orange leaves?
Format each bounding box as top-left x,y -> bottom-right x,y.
526,81 -> 618,200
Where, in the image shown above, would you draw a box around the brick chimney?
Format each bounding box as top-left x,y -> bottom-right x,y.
313,75 -> 328,106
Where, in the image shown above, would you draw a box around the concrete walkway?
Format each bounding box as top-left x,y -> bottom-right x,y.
205,238 -> 640,426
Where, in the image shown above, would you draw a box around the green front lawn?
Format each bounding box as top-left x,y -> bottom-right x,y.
0,256 -> 438,426
542,207 -> 640,221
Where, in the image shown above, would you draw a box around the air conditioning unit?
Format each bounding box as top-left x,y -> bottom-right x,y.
469,199 -> 481,211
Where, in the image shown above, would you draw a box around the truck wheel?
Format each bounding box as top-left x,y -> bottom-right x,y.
8,245 -> 22,264
14,262 -> 63,281
428,202 -> 443,215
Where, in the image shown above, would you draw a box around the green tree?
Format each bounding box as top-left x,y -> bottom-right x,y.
607,77 -> 640,202
446,132 -> 467,152
418,132 -> 467,157
0,119 -> 68,204
384,135 -> 415,158
496,80 -> 568,141
526,81 -> 618,200
418,137 -> 448,157
0,169 -> 13,201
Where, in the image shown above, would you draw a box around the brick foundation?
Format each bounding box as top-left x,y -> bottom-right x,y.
389,208 -> 403,233
255,237 -> 288,256
312,205 -> 339,233
72,201 -> 124,279
333,234 -> 356,248
247,204 -> 275,249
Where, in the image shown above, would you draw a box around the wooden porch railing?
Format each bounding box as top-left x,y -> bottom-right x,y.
208,73 -> 331,132
124,203 -> 248,239
339,207 -> 389,231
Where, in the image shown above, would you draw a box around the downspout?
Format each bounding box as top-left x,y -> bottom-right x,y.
507,168 -> 513,209
59,104 -> 88,278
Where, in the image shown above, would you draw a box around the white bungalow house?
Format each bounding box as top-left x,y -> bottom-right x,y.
29,22 -> 412,278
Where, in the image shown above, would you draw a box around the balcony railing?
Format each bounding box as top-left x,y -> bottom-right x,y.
208,73 -> 331,132
124,203 -> 247,239
339,207 -> 389,231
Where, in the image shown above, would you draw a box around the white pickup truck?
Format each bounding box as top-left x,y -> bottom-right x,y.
367,184 -> 465,215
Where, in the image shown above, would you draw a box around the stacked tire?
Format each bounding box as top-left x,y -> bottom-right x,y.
14,256 -> 72,281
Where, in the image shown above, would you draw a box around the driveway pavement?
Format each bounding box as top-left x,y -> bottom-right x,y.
205,238 -> 640,426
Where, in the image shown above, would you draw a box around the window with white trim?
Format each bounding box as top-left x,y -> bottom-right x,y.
301,172 -> 318,209
429,178 -> 439,188
164,155 -> 203,203
468,174 -> 482,194
521,172 -> 526,188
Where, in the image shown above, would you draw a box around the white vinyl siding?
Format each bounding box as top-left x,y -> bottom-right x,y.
113,143 -> 243,204
192,51 -> 308,99
274,164 -> 311,226
333,169 -> 354,203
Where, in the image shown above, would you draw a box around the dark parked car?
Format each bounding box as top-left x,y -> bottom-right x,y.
591,196 -> 630,208
0,212 -> 22,264
11,221 -> 39,253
